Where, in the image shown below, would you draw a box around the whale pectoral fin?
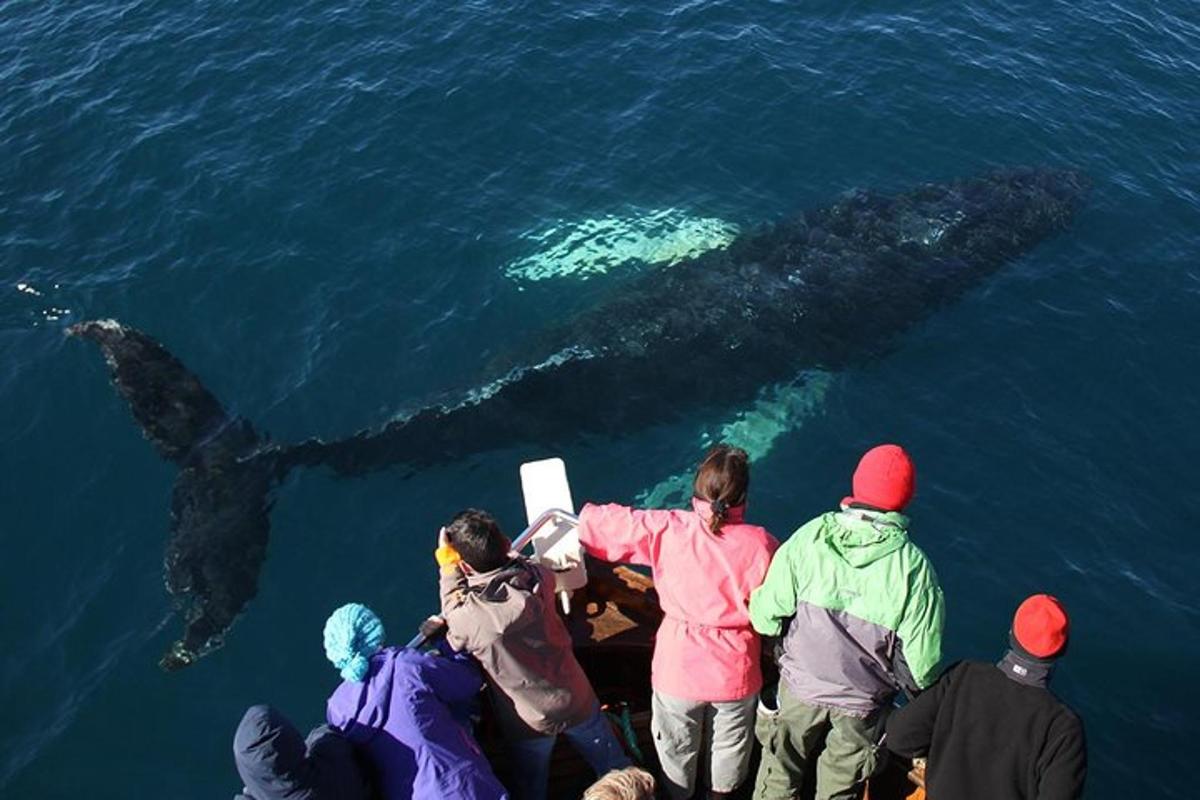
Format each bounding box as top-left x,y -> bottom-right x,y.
503,209 -> 741,284
637,371 -> 836,507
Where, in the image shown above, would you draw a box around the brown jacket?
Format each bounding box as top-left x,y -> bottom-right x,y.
440,556 -> 597,738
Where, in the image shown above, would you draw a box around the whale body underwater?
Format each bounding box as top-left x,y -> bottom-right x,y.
70,167 -> 1088,670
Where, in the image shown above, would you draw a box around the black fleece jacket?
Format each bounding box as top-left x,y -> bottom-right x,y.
885,659 -> 1086,800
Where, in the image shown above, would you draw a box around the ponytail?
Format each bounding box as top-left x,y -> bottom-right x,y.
692,445 -> 749,536
708,498 -> 729,535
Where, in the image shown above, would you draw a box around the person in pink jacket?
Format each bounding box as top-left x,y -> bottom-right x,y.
577,445 -> 780,800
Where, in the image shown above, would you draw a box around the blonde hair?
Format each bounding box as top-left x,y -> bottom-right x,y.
582,767 -> 656,800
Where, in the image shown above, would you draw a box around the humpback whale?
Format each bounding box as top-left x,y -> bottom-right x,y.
70,168 -> 1088,670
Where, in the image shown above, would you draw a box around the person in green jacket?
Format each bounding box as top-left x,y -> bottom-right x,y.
748,444 -> 945,800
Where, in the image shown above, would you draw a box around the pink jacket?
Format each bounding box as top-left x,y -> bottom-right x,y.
577,499 -> 779,702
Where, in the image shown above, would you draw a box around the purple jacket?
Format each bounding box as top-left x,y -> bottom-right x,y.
326,646 -> 508,800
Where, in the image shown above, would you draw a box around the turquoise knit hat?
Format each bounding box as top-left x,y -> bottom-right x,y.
323,603 -> 385,682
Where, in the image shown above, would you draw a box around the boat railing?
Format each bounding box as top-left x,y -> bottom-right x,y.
404,508 -> 580,650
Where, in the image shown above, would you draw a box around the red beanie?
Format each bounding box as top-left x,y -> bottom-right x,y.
843,444 -> 915,512
1013,594 -> 1069,658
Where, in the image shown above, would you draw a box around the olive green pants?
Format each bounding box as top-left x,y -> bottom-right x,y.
752,683 -> 887,800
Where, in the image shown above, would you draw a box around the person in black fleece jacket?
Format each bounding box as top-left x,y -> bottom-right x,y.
885,594 -> 1086,800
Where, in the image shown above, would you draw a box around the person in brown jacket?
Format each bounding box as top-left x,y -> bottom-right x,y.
436,509 -> 631,800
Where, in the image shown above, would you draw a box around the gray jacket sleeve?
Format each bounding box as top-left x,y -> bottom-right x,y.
892,644 -> 921,699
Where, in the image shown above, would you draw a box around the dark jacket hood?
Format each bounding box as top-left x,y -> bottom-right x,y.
234,705 -> 318,800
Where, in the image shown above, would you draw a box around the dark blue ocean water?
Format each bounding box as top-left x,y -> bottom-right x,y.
3,1 -> 1198,797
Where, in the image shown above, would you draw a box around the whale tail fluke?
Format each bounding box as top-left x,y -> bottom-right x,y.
68,320 -> 235,464
69,319 -> 279,670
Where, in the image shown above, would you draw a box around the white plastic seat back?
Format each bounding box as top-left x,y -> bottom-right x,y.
519,457 -> 587,613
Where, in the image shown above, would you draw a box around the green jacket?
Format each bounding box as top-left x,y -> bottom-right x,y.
750,507 -> 944,716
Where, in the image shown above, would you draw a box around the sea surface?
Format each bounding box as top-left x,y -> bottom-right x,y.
2,1 -> 1198,797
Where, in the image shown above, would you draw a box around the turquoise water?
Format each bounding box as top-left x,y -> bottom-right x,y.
3,1 -> 1198,796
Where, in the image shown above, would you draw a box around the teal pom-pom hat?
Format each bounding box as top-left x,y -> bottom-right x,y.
323,603 -> 386,682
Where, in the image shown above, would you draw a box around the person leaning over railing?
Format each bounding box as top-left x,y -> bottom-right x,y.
322,603 -> 508,800
436,509 -> 631,800
885,594 -> 1087,800
748,444 -> 945,800
576,445 -> 780,800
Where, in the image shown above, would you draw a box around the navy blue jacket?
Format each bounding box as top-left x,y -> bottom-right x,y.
234,704 -> 370,800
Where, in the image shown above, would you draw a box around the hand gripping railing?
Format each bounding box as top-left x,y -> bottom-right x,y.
405,508 -> 579,650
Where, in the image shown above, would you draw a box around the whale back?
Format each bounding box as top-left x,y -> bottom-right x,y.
291,168 -> 1091,481
500,168 -> 1088,385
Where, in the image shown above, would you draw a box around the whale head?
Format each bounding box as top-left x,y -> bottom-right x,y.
897,167 -> 1090,274
801,167 -> 1090,310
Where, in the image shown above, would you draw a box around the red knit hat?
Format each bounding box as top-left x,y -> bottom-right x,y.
1012,594 -> 1069,658
842,444 -> 915,511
